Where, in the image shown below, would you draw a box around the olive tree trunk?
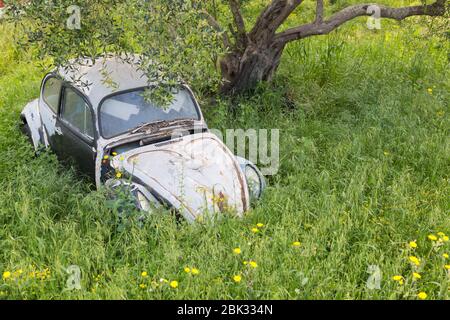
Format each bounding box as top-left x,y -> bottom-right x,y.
220,42 -> 285,94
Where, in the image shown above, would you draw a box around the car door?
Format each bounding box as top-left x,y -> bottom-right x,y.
57,86 -> 97,178
39,74 -> 63,150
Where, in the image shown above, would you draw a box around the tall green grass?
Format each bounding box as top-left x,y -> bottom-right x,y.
0,6 -> 449,299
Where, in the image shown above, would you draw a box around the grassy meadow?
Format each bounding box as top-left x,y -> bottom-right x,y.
0,1 -> 449,299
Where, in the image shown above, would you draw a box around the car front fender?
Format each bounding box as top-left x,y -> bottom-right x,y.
21,99 -> 47,150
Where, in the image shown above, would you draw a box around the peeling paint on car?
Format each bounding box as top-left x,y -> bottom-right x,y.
110,132 -> 249,222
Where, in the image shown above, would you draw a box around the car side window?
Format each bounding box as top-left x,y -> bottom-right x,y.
61,88 -> 94,139
42,77 -> 62,114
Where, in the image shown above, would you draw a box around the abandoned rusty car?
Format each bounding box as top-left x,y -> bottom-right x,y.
20,57 -> 265,222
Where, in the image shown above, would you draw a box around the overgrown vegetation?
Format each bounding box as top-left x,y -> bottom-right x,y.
0,1 -> 449,299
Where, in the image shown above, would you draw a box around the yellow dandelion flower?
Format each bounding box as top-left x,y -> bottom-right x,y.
191,268 -> 200,275
443,253 -> 449,259
233,248 -> 241,255
427,88 -> 433,95
413,272 -> 421,280
139,283 -> 147,289
249,261 -> 258,268
2,271 -> 11,280
409,256 -> 420,266
417,292 -> 427,300
103,155 -> 109,160
437,232 -> 445,237
392,275 -> 403,281
428,234 -> 437,241
292,241 -> 301,247
409,241 -> 417,249
13,269 -> 23,278
169,280 -> 179,289
251,227 -> 259,233
233,275 -> 242,283
184,267 -> 191,273
112,152 -> 118,156
444,265 -> 450,270
116,172 -> 122,179
141,271 -> 148,278
256,223 -> 264,228
443,236 -> 449,242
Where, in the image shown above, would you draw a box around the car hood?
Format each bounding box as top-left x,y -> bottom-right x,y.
112,132 -> 249,222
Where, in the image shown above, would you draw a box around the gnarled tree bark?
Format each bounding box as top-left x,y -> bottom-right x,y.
214,0 -> 447,95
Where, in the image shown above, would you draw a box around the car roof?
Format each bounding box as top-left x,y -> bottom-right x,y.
56,55 -> 150,108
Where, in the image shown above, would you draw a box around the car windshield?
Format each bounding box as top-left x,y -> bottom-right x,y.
99,88 -> 200,138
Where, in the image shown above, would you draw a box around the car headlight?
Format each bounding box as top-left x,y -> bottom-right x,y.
105,179 -> 160,213
132,186 -> 161,213
136,190 -> 151,212
245,165 -> 262,200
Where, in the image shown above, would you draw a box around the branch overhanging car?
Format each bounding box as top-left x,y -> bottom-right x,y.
20,56 -> 266,222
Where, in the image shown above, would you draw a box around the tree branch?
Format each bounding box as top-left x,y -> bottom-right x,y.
249,0 -> 304,43
275,0 -> 447,44
200,10 -> 232,49
228,0 -> 248,48
316,0 -> 324,23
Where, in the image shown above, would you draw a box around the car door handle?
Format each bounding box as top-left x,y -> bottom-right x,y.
55,127 -> 63,135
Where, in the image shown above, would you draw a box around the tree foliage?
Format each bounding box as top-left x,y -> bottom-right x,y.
6,0 -> 225,102
4,0 -> 448,98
